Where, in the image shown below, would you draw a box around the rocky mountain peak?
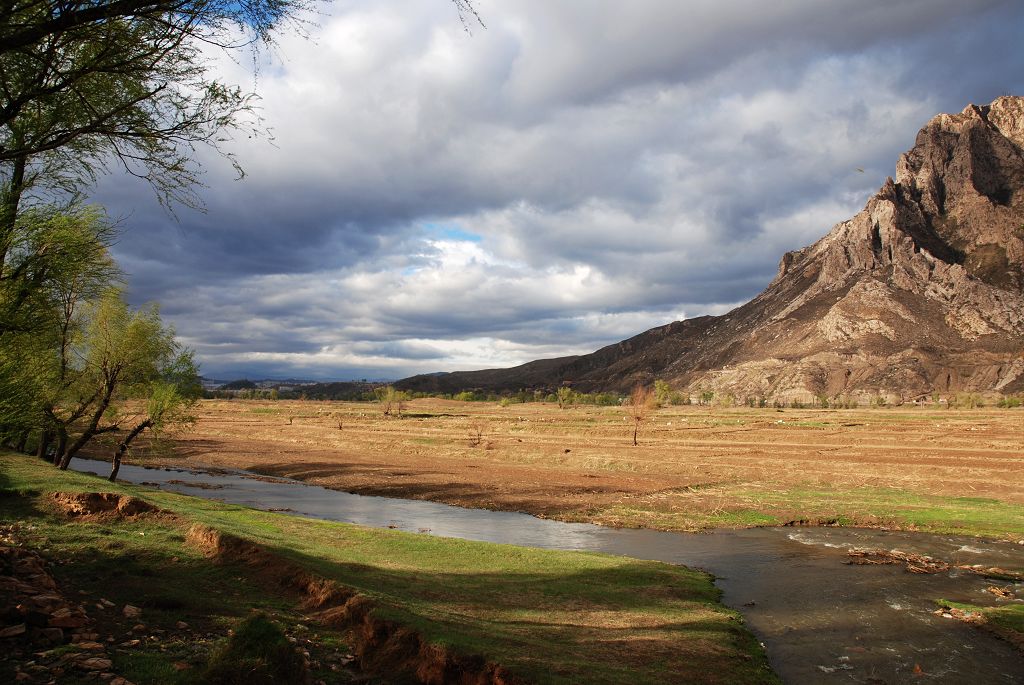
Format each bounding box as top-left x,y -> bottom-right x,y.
399,97 -> 1024,402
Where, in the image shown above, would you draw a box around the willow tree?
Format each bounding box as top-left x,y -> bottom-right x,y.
0,206 -> 116,448
49,289 -> 198,471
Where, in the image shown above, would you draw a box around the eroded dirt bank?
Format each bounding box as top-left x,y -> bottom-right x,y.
185,524 -> 523,685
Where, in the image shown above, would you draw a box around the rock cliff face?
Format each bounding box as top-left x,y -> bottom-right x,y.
399,97 -> 1024,402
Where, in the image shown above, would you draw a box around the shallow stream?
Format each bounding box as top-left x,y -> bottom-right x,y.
72,459 -> 1024,684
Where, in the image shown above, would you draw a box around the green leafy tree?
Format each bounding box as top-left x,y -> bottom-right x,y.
108,364 -> 199,481
556,386 -> 575,409
0,207 -> 115,451
374,385 -> 409,417
48,289 -> 196,470
653,379 -> 671,407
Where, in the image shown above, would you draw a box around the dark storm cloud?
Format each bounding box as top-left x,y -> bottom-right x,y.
88,0 -> 1024,379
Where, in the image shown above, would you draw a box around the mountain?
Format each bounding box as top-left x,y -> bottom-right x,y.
398,97 -> 1024,402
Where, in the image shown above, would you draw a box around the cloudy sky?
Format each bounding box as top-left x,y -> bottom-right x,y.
93,0 -> 1024,381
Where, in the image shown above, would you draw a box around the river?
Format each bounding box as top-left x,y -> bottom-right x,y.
71,459 -> 1024,684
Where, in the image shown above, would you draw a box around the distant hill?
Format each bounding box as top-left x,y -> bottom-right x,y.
219,379 -> 257,390
290,381 -> 373,401
398,97 -> 1024,402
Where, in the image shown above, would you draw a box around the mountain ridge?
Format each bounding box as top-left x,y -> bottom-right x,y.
398,97 -> 1024,402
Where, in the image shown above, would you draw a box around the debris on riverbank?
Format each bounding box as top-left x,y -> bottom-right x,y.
846,547 -> 1024,581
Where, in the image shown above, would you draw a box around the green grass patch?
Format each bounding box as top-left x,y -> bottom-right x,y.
0,452 -> 778,685
575,484 -> 1024,540
937,600 -> 1024,635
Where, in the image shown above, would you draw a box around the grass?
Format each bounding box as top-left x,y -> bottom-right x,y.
0,452 -> 778,685
159,399 -> 1024,544
936,599 -> 1024,639
577,484 -> 1024,539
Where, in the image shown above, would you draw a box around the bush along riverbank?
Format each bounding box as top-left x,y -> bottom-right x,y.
0,452 -> 779,685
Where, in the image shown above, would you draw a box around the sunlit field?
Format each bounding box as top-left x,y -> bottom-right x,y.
97,398 -> 1024,540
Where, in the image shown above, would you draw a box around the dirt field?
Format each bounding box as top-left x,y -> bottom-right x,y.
111,399 -> 1024,538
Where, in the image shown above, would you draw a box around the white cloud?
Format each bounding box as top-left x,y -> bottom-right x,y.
93,0 -> 1024,379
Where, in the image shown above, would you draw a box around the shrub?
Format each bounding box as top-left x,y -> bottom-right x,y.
204,614 -> 306,685
653,379 -> 671,407
556,386 -> 575,409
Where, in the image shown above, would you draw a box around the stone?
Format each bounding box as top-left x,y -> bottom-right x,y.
76,641 -> 105,650
121,605 -> 141,619
48,615 -> 86,629
36,627 -> 64,643
76,656 -> 113,670
0,623 -> 27,638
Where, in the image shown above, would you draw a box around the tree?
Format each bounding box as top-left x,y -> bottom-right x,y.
109,364 -> 199,481
0,0 -> 481,209
0,1 -> 275,337
0,206 -> 115,453
556,386 -> 574,409
0,0 -> 478,461
0,0 -> 266,235
44,289 -> 196,470
625,385 -> 654,447
0,0 -> 481,331
653,379 -> 671,407
373,385 -> 408,417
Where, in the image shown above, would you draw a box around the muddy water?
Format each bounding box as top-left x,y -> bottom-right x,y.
73,459 -> 1024,684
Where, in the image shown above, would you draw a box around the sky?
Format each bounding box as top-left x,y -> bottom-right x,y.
92,0 -> 1024,381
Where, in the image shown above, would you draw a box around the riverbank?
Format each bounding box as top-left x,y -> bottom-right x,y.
0,452 -> 778,685
116,399 -> 1024,541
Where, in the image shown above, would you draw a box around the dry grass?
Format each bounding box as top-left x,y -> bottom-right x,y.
98,398 -> 1024,538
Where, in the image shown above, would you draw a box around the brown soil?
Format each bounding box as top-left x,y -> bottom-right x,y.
186,524 -> 522,685
96,399 -> 1024,525
50,492 -> 163,521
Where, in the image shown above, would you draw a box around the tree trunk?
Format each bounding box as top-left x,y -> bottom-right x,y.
14,430 -> 27,452
59,378 -> 116,469
109,419 -> 151,482
52,427 -> 67,466
36,429 -> 51,461
633,422 -> 638,446
0,148 -> 27,276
